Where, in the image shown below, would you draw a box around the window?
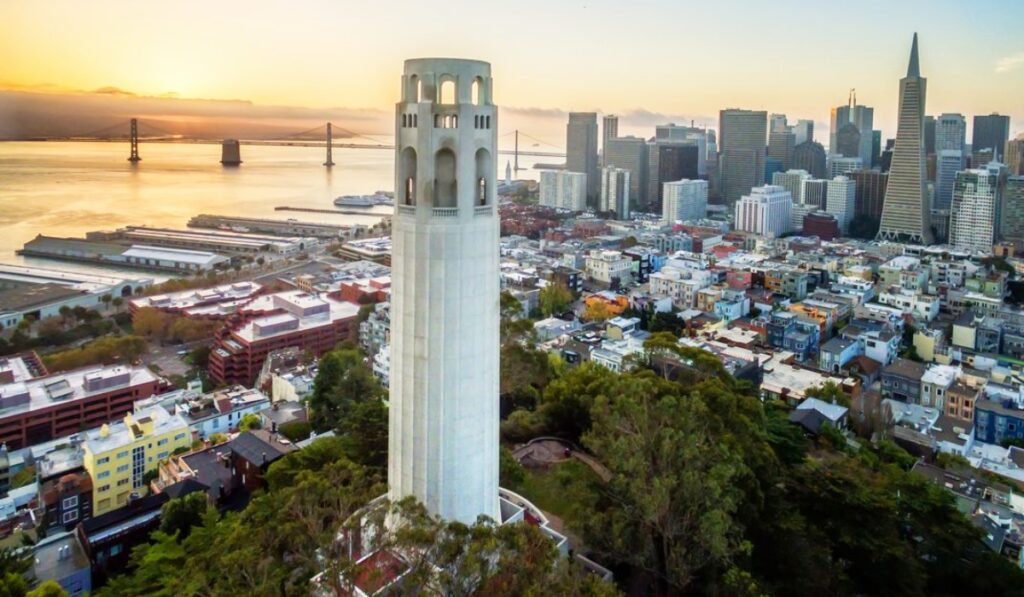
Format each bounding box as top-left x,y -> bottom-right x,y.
117,451 -> 129,459
98,484 -> 110,492
175,433 -> 187,441
97,471 -> 110,479
62,510 -> 79,524
97,457 -> 110,465
117,464 -> 129,473
157,438 -> 168,446
117,478 -> 130,487
62,496 -> 79,510
110,544 -> 122,557
157,451 -> 168,460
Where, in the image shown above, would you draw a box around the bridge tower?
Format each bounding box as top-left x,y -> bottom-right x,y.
128,118 -> 141,163
324,122 -> 335,167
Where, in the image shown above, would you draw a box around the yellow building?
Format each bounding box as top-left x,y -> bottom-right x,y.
83,406 -> 192,515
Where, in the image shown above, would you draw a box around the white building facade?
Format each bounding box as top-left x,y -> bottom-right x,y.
599,166 -> 631,219
662,179 -> 708,224
949,168 -> 999,253
539,170 -> 587,211
389,58 -> 500,523
826,175 -> 856,235
734,185 -> 792,237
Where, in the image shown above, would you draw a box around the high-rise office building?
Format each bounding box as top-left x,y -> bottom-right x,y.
935,150 -> 964,210
826,176 -> 856,234
878,34 -> 933,244
719,109 -> 767,205
662,179 -> 708,224
793,141 -> 827,179
567,112 -> 599,205
852,169 -> 888,220
793,120 -> 814,145
935,113 -> 966,152
924,115 -> 936,155
646,142 -> 700,209
949,168 -> 1000,253
604,136 -> 649,203
828,156 -> 863,178
539,170 -> 588,211
1007,136 -> 1024,176
602,114 -> 619,153
734,185 -> 792,237
1002,176 -> 1024,245
835,122 -> 862,159
770,113 -> 788,133
600,166 -> 631,220
772,169 -> 812,204
655,124 -> 710,176
390,58 -> 500,523
973,113 -> 1011,162
802,179 -> 829,209
768,130 -> 796,170
829,92 -> 874,166
872,131 -> 882,168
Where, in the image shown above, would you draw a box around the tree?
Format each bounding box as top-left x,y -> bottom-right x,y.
26,581 -> 68,597
112,296 -> 124,308
278,420 -> 312,443
538,282 -> 573,317
208,433 -> 228,445
336,399 -> 388,469
10,467 -> 35,489
187,345 -> 211,369
582,300 -> 613,322
804,381 -> 849,407
133,307 -> 171,339
159,493 -> 209,540
582,373 -> 749,595
309,346 -> 384,431
238,413 -> 262,432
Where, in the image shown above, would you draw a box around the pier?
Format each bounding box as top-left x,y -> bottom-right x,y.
274,206 -> 392,218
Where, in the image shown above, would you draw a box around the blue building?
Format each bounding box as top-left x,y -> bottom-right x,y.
766,311 -> 820,362
974,399 -> 1024,445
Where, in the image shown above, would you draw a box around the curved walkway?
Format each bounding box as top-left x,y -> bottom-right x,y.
512,436 -> 611,482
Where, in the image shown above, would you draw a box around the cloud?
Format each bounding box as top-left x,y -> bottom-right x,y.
93,86 -> 136,96
996,52 -> 1024,74
502,105 -> 566,119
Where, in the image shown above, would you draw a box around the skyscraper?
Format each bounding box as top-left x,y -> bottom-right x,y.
972,113 -> 1011,161
793,120 -> 814,145
878,34 -> 933,244
770,113 -> 788,133
1007,135 -> 1024,176
601,114 -> 618,166
647,134 -> 701,209
934,113 -> 966,210
567,112 -> 599,205
793,141 -> 827,179
772,169 -> 812,204
719,109 -> 767,205
949,168 -> 1000,253
1001,177 -> 1024,246
835,122 -> 862,158
852,169 -> 888,220
734,185 -> 792,237
768,129 -> 796,170
390,58 -> 499,523
924,115 -> 936,155
871,130 -> 882,168
826,176 -> 856,234
829,91 -> 874,166
662,179 -> 708,224
599,166 -> 631,219
604,136 -> 648,203
935,113 -> 966,152
539,170 -> 587,211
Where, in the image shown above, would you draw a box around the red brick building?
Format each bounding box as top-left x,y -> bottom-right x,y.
802,212 -> 840,241
208,291 -> 359,386
0,363 -> 163,450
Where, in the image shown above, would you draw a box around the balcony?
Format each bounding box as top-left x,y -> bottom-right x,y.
432,207 -> 458,218
397,204 -> 416,215
474,205 -> 492,216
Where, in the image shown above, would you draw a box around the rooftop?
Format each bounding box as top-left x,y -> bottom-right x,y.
84,405 -> 189,456
0,364 -> 159,421
121,245 -> 228,266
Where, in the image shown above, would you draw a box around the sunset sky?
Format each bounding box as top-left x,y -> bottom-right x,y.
2,0 -> 1023,143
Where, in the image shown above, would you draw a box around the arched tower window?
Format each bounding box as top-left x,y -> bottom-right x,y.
471,77 -> 484,105
439,78 -> 456,105
408,74 -> 420,103
475,148 -> 491,206
434,148 -> 457,208
400,147 -> 417,206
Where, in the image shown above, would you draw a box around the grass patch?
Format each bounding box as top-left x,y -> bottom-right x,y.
514,459 -> 602,524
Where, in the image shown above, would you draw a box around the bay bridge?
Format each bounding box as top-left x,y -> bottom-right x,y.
56,118 -> 566,168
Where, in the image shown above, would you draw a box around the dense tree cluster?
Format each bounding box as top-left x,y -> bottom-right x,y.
41,335 -> 148,372
132,307 -> 221,343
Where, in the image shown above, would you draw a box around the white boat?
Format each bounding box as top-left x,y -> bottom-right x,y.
334,192 -> 394,207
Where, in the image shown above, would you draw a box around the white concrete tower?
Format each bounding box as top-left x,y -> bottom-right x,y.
388,58 -> 500,524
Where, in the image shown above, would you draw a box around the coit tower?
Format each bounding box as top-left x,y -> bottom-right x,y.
387,58 -> 500,524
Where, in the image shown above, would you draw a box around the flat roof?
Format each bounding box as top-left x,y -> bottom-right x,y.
122,245 -> 228,265
234,295 -> 359,343
0,283 -> 82,312
84,405 -> 188,455
131,281 -> 262,311
0,364 -> 159,421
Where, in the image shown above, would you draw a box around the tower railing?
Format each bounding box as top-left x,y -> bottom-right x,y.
432,207 -> 459,218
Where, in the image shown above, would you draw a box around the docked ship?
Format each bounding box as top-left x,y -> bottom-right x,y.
334,192 -> 394,208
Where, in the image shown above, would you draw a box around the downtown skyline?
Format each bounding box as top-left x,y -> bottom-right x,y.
2,0 -> 1024,143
